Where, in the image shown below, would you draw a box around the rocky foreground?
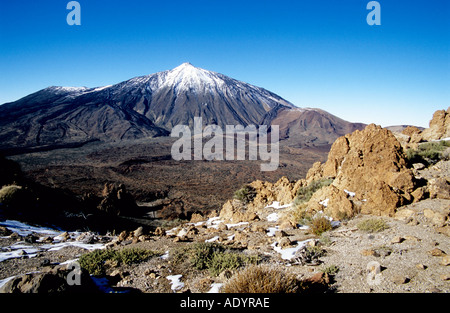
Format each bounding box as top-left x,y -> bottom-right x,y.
0,109 -> 449,293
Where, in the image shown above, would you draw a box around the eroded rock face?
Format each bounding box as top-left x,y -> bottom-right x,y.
421,107 -> 450,141
248,177 -> 305,210
306,124 -> 417,217
219,176 -> 305,222
97,183 -> 137,216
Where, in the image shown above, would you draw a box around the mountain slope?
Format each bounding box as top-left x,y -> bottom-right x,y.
106,62 -> 295,129
261,105 -> 366,146
0,63 -> 295,150
0,63 -> 364,152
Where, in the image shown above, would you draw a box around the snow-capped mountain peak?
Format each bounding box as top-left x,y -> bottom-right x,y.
163,62 -> 225,92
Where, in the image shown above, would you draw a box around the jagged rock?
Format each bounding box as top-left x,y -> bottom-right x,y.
411,186 -> 428,203
421,107 -> 450,141
98,183 -> 137,216
423,208 -> 449,227
153,227 -> 165,236
133,226 -> 144,238
305,124 -> 416,217
219,200 -> 258,223
247,177 -> 304,210
428,178 -> 450,200
308,185 -> 354,220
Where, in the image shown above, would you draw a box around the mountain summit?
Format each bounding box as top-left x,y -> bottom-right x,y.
0,63 -> 363,152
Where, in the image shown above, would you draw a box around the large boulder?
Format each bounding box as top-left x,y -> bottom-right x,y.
421,107 -> 450,141
305,124 -> 417,217
0,265 -> 100,294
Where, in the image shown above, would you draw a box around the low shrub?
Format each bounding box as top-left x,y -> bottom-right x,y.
357,218 -> 389,233
0,185 -> 34,210
321,264 -> 339,275
172,243 -> 259,276
309,216 -> 332,236
233,185 -> 256,204
79,248 -> 157,276
406,140 -> 450,164
221,264 -> 299,293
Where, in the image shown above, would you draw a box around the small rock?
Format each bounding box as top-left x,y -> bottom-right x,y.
279,237 -> 292,248
436,226 -> 450,237
429,287 -> 442,293
250,224 -> 266,232
415,263 -> 427,270
133,227 -> 144,238
117,231 -> 128,242
154,227 -> 165,236
361,249 -> 378,257
10,232 -> 21,240
404,235 -> 420,242
390,236 -> 404,244
412,163 -> 425,170
429,248 -> 446,257
440,274 -> 450,281
392,275 -> 408,285
394,209 -> 415,221
275,230 -> 288,238
41,236 -> 53,243
441,255 -> 450,266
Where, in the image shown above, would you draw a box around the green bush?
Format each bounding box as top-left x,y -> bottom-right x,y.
406,141 -> 450,164
189,242 -> 224,270
233,185 -> 256,204
79,248 -> 157,276
173,243 -> 259,276
321,264 -> 339,275
208,251 -> 259,276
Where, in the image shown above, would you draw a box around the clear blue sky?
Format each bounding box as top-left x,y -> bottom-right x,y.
0,0 -> 448,127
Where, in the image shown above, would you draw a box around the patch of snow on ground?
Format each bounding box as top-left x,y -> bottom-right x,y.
319,199 -> 329,207
160,251 -> 170,260
225,222 -> 248,229
271,239 -> 312,260
267,226 -> 278,237
167,274 -> 184,291
0,220 -> 112,262
207,283 -> 223,293
267,213 -> 279,222
344,189 -> 356,197
205,236 -> 220,243
0,220 -> 61,237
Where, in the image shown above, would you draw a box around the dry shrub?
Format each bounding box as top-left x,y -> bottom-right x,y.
357,218 -> 389,233
309,216 -> 332,236
221,264 -> 299,293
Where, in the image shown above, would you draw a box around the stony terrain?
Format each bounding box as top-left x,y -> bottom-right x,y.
0,108 -> 449,293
